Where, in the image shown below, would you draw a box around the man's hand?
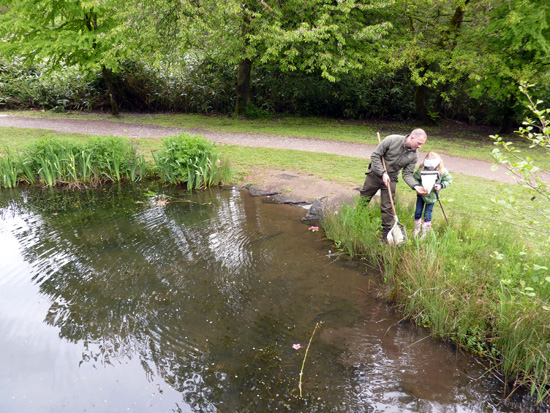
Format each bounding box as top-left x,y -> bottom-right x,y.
382,172 -> 391,186
415,185 -> 428,195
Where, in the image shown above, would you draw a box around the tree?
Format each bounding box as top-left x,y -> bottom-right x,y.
129,0 -> 393,115
380,0 -> 473,122
0,0 -> 131,115
456,0 -> 550,131
385,0 -> 550,126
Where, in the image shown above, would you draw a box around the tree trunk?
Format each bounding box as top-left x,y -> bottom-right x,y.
102,66 -> 120,117
236,58 -> 252,116
414,84 -> 429,123
498,97 -> 517,134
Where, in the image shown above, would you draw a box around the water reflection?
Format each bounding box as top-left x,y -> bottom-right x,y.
0,184 -> 541,412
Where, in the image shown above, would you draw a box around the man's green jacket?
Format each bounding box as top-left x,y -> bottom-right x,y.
368,134 -> 419,189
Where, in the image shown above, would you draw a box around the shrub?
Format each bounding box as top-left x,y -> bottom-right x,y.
153,133 -> 231,189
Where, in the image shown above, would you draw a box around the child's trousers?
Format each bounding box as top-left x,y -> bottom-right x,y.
414,196 -> 435,222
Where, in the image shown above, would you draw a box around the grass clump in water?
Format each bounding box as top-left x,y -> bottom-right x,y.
323,198 -> 550,404
0,133 -> 232,189
0,136 -> 148,187
153,133 -> 231,189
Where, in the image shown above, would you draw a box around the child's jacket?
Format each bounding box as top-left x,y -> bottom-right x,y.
413,167 -> 452,204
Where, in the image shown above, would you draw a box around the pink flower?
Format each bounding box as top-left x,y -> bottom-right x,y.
292,343 -> 302,350
308,226 -> 319,232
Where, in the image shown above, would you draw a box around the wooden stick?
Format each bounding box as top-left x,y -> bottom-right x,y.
435,190 -> 449,223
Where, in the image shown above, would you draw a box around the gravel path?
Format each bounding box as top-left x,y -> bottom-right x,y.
0,115 -> 519,184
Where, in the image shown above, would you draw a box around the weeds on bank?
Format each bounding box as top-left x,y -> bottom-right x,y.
0,132 -> 231,189
323,198 -> 550,403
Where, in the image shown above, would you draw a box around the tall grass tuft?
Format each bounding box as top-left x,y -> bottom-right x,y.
0,150 -> 19,188
153,133 -> 231,189
323,197 -> 550,403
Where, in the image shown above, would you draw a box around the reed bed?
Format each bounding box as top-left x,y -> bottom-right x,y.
323,198 -> 550,404
0,133 -> 231,189
0,136 -> 147,187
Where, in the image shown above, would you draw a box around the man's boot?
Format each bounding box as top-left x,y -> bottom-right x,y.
413,219 -> 422,237
420,221 -> 432,240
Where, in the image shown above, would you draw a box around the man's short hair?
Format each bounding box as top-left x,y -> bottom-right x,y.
410,128 -> 427,140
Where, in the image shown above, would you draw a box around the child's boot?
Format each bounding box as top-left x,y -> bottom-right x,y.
420,221 -> 432,239
413,219 -> 422,237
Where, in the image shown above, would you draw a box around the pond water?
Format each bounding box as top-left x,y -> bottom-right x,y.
0,184 -> 539,412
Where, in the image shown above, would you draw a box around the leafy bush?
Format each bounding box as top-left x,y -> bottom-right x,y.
3,56 -> 547,125
153,133 -> 230,188
0,59 -> 100,111
249,66 -> 417,120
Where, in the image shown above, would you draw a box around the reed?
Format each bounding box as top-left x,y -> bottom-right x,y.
0,150 -> 19,188
323,197 -> 550,403
16,151 -> 35,184
0,136 -> 148,188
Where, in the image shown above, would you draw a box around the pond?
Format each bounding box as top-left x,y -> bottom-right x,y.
0,184 -> 539,412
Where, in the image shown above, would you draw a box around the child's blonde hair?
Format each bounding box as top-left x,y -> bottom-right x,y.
422,152 -> 444,172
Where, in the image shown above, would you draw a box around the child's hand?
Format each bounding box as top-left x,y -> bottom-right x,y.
434,184 -> 442,191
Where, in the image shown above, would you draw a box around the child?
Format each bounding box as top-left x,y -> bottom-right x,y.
413,152 -> 452,239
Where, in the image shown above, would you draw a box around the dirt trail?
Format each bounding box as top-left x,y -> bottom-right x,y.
0,114 -> 522,206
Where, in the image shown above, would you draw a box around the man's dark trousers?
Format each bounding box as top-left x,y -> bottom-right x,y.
359,172 -> 397,237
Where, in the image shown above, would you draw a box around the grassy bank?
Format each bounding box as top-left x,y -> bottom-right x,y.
323,198 -> 550,404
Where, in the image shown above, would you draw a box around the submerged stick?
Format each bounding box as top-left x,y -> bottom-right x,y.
299,322 -> 321,399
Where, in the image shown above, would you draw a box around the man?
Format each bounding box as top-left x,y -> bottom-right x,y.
359,129 -> 428,243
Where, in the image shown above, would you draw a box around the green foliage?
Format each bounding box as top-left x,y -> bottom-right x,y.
129,0 -> 393,114
382,0 -> 550,125
0,57 -> 419,119
250,67 -> 417,119
0,150 -> 19,188
0,0 -> 549,123
491,85 -> 550,245
473,0 -> 550,99
0,0 -> 125,71
323,197 -> 550,403
0,59 -> 99,110
133,0 -> 391,77
248,0 -> 391,81
153,133 -> 231,189
0,136 -> 147,188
